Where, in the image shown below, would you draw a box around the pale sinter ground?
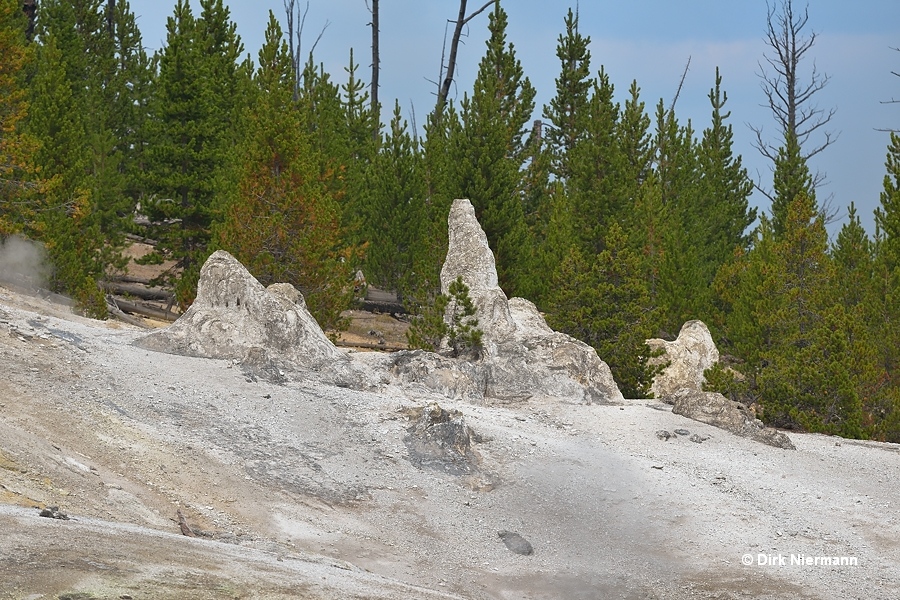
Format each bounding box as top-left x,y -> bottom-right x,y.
0,284 -> 898,600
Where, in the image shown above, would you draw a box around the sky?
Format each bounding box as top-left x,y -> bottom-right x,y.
129,0 -> 900,235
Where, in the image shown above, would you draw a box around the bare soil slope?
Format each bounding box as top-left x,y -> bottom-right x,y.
1,284 -> 898,600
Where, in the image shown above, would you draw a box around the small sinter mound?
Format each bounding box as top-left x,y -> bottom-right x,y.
135,250 -> 347,375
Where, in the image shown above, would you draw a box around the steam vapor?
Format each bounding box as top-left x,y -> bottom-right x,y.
0,235 -> 50,290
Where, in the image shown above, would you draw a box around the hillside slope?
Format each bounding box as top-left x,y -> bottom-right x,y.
1,284 -> 898,600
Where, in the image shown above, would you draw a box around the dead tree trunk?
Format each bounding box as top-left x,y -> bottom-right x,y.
106,0 -> 116,34
436,0 -> 495,112
108,297 -> 179,323
370,0 -> 380,126
23,0 -> 36,39
751,0 -> 836,163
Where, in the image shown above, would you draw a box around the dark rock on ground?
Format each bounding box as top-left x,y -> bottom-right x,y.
39,506 -> 69,520
384,350 -> 487,402
403,403 -> 480,475
498,530 -> 534,556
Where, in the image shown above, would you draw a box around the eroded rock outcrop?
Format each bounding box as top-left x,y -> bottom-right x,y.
385,350 -> 486,403
403,403 -> 481,475
647,320 -> 719,401
439,199 -> 623,404
135,250 -> 348,375
671,389 -> 795,450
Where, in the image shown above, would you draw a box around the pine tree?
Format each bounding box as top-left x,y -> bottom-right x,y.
26,1 -> 115,316
651,100 -> 703,333
543,7 -> 592,181
339,48 -> 380,244
875,133 -> 900,271
616,80 -> 653,227
833,203 -> 874,312
713,214 -> 782,373
404,102 -> 462,314
731,194 -> 866,436
196,0 -> 248,163
0,0 -> 40,235
515,120 -> 553,305
443,276 -> 483,359
361,101 -> 426,298
871,133 -> 900,380
868,133 -> 900,440
109,0 -> 154,211
142,0 -> 245,307
546,222 -> 660,398
454,2 -> 535,296
566,68 -> 621,255
696,68 -> 756,261
297,58 -> 345,169
771,131 -> 815,237
217,12 -> 354,331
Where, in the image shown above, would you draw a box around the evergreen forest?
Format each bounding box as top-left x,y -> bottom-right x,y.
3,0 -> 900,441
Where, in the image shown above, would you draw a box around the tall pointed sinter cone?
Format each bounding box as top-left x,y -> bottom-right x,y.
439,199 -> 623,404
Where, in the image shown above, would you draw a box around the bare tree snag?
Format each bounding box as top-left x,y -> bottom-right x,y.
436,0 -> 495,111
106,0 -> 116,34
369,0 -> 380,123
877,47 -> 900,132
751,0 -> 837,164
283,0 -> 300,98
23,0 -> 36,39
669,56 -> 692,114
283,0 -> 329,100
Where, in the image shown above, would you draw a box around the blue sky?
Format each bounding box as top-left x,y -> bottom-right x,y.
130,0 -> 900,235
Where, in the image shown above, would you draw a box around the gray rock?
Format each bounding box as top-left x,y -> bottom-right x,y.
656,430 -> 672,441
674,428 -> 690,436
498,530 -> 534,556
39,505 -> 69,520
689,433 -> 709,444
671,389 -> 795,450
385,350 -> 487,402
135,251 -> 348,376
439,199 -> 623,405
648,320 -> 719,402
403,403 -> 480,475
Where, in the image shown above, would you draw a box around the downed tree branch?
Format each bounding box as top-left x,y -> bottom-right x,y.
110,297 -> 179,323
106,298 -> 152,329
102,281 -> 174,302
334,340 -> 406,352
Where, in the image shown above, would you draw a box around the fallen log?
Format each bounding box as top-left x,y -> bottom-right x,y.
109,274 -> 158,285
334,340 -> 406,352
106,299 -> 152,329
103,280 -> 174,302
110,297 -> 179,323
